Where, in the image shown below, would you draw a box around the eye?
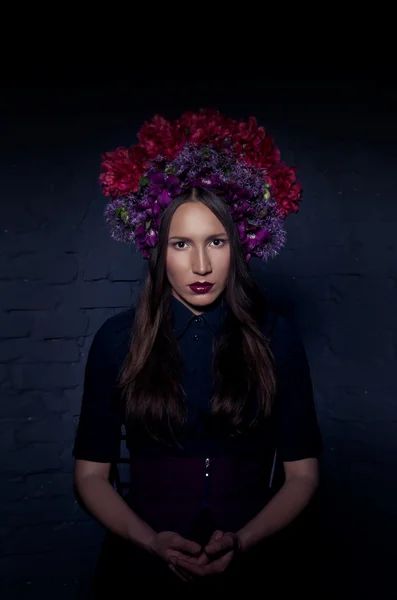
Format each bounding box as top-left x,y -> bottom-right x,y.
174,241 -> 188,249
211,239 -> 226,247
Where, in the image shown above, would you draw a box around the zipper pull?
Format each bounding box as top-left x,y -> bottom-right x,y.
204,458 -> 211,508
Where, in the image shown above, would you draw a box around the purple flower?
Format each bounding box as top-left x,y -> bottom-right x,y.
135,222 -> 159,249
104,142 -> 288,263
156,188 -> 172,209
136,196 -> 161,218
167,175 -> 183,196
229,200 -> 255,219
147,171 -> 166,197
148,171 -> 182,199
245,227 -> 270,251
236,218 -> 271,253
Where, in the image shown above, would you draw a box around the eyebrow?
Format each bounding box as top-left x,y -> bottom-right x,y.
168,233 -> 228,242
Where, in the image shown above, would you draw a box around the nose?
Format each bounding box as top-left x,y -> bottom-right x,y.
192,247 -> 212,275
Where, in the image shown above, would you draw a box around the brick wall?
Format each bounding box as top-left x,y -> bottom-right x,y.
1,80 -> 396,598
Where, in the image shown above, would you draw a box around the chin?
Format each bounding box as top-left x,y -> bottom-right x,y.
173,286 -> 225,310
189,295 -> 213,305
187,289 -> 222,306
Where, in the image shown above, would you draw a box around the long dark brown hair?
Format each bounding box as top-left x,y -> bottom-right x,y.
118,187 -> 277,441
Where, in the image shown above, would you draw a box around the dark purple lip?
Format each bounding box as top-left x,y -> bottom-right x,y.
188,283 -> 214,294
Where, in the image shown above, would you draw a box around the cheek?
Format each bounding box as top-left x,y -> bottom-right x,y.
218,251 -> 231,278
166,253 -> 185,285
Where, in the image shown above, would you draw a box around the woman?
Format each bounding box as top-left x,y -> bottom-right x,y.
73,110 -> 322,594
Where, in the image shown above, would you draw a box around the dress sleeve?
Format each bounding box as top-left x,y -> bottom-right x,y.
273,316 -> 323,462
72,319 -> 123,463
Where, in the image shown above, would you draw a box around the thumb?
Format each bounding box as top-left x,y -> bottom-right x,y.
172,535 -> 202,556
196,550 -> 210,566
209,530 -> 224,543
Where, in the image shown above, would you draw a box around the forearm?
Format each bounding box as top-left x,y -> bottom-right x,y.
75,474 -> 156,552
237,475 -> 318,553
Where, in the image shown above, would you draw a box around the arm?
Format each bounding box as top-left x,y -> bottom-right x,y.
176,317 -> 323,576
74,458 -> 203,580
74,459 -> 156,552
72,317 -> 202,574
180,458 -> 319,576
236,457 -> 319,552
238,316 -> 322,552
73,317 -> 156,552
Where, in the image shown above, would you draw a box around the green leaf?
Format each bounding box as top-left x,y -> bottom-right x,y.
145,219 -> 152,230
139,176 -> 149,187
115,206 -> 129,224
264,190 -> 271,200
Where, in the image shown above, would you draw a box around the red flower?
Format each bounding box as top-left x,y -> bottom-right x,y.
233,116 -> 265,146
100,109 -> 303,222
135,110 -> 284,171
137,115 -> 181,160
266,163 -> 303,217
174,108 -> 236,147
99,146 -> 148,197
231,117 -> 281,169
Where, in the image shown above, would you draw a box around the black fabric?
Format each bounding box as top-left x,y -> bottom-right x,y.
72,295 -> 322,462
73,295 -> 323,594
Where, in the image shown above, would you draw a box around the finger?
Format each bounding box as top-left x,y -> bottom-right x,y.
171,550 -> 209,569
205,535 -> 235,556
205,550 -> 235,574
172,551 -> 207,565
168,563 -> 191,582
170,534 -> 202,556
177,553 -> 234,577
175,558 -> 208,577
196,551 -> 210,566
178,551 -> 210,567
209,530 -> 224,543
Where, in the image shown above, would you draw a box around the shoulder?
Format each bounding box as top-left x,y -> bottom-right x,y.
254,292 -> 302,353
87,307 -> 136,370
262,308 -> 308,369
94,307 -> 136,341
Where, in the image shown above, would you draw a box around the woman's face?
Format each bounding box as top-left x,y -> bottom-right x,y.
166,201 -> 231,314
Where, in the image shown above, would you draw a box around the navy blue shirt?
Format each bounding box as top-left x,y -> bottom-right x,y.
72,295 -> 322,463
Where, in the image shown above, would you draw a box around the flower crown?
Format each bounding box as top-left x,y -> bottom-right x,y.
100,108 -> 303,261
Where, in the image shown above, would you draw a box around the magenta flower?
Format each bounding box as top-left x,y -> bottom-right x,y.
106,143 -> 287,262
135,223 -> 159,250
148,172 -> 182,199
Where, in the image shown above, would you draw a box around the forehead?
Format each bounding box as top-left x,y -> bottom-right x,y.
169,202 -> 225,235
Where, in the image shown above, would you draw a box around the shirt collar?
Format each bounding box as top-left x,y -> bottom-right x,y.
171,293 -> 227,339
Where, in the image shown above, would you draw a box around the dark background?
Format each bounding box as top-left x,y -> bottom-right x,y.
1,40 -> 396,599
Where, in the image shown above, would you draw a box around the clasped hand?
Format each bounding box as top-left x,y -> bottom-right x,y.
150,530 -> 241,582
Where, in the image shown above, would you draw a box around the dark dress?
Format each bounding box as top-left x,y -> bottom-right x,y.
72,294 -> 323,594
